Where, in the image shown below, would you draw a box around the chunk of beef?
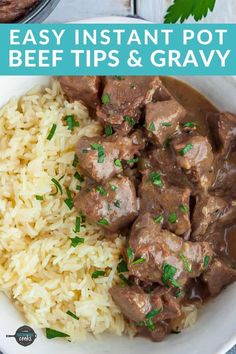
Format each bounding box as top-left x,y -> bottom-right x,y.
202,258 -> 236,296
145,100 -> 186,145
172,135 -> 214,190
96,76 -> 162,134
110,285 -> 181,342
0,0 -> 38,22
75,176 -> 138,233
207,112 -> 236,155
139,173 -> 191,236
59,76 -> 101,111
76,133 -> 145,183
191,195 -> 229,241
128,213 -> 213,285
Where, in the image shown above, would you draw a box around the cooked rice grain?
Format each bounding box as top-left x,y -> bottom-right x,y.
0,79 -> 132,341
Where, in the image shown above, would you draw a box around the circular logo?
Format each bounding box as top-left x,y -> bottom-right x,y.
6,326 -> 37,347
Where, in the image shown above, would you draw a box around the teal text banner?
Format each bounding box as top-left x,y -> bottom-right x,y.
0,24 -> 235,75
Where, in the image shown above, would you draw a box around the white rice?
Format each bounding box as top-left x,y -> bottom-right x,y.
0,79 -> 131,341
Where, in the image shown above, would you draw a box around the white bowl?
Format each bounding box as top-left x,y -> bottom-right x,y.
0,17 -> 236,354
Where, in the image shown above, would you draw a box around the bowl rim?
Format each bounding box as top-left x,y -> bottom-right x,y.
18,0 -> 60,23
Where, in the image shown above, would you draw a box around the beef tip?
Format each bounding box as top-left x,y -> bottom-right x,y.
139,173 -> 191,236
96,76 -> 162,134
207,112 -> 236,155
202,258 -> 236,296
59,76 -> 101,111
145,100 -> 186,146
172,135 -> 214,190
128,213 -> 213,285
76,133 -> 145,183
191,195 -> 229,241
0,0 -> 38,22
75,176 -> 138,233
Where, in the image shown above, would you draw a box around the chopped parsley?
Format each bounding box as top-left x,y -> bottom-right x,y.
64,115 -> 80,131
105,125 -> 113,136
149,172 -> 164,188
71,236 -> 84,247
114,200 -> 121,208
102,93 -> 110,105
92,270 -> 106,279
47,124 -> 57,141
119,274 -> 130,285
73,216 -> 81,233
74,171 -> 84,183
179,143 -> 193,156
97,218 -> 109,226
138,308 -> 162,332
127,157 -> 139,164
175,289 -> 185,298
76,185 -> 81,191
132,257 -> 145,265
127,246 -> 134,260
148,121 -> 156,132
114,159 -> 122,167
96,186 -> 108,196
179,204 -> 189,213
117,259 -> 128,273
46,328 -> 69,339
161,122 -> 172,127
66,310 -> 79,320
90,143 -> 105,163
168,212 -> 178,224
64,188 -> 74,210
51,177 -> 63,196
203,255 -> 210,268
124,115 -> 135,126
182,122 -> 198,129
153,215 -> 164,224
72,154 -> 79,168
35,195 -> 43,201
110,184 -> 118,191
162,263 -> 181,288
180,254 -> 192,273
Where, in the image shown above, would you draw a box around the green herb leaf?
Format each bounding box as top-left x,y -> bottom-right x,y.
73,216 -> 81,233
127,157 -> 139,164
132,258 -> 146,265
114,159 -> 122,167
164,0 -> 216,24
91,143 -> 105,163
148,121 -> 156,132
145,308 -> 162,320
46,328 -> 70,339
64,115 -> 80,131
124,115 -> 135,126
51,177 -> 63,196
47,124 -> 57,141
35,195 -> 43,201
168,212 -> 178,224
161,122 -> 172,127
117,259 -> 128,273
203,255 -> 210,268
182,122 -> 198,128
180,254 -> 192,273
119,273 -> 130,285
179,204 -> 189,213
114,200 -> 121,208
97,218 -> 109,226
162,263 -> 181,288
127,246 -> 134,260
71,236 -> 84,247
105,125 -> 113,136
175,289 -> 185,298
179,143 -> 193,156
64,198 -> 74,210
74,171 -> 84,183
92,270 -> 106,279
72,154 -> 79,168
102,93 -> 110,104
110,184 -> 118,191
66,310 -> 79,320
149,172 -> 164,188
153,215 -> 164,224
96,186 -> 108,196
76,185 -> 81,191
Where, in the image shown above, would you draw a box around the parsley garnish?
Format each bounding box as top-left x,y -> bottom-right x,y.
124,115 -> 135,126
168,212 -> 178,224
179,143 -> 193,156
114,159 -> 122,167
180,254 -> 192,273
119,274 -> 130,285
175,289 -> 185,298
127,157 -> 139,164
102,93 -> 110,104
96,186 -> 108,196
182,122 -> 198,128
51,177 -> 63,196
97,218 -> 109,226
72,154 -> 79,168
203,255 -> 210,268
164,0 -> 216,23
73,216 -> 81,233
110,184 -> 118,191
91,143 -> 105,163
162,263 -> 181,288
149,172 -> 164,188
127,246 -> 134,260
179,204 -> 189,213
46,328 -> 69,339
66,310 -> 79,320
105,125 -> 113,136
71,236 -> 84,247
117,259 -> 128,273
74,171 -> 84,183
35,195 -> 43,201
148,121 -> 155,132
153,215 -> 164,224
161,122 -> 172,127
92,270 -> 106,279
64,115 -> 80,131
132,258 -> 145,265
137,308 -> 162,332
114,200 -> 121,208
47,124 -> 57,141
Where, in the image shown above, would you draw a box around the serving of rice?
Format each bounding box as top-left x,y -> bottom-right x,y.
0,79 -> 133,341
0,78 -> 197,342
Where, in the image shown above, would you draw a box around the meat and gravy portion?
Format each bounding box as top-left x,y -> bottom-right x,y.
59,75 -> 236,342
0,0 -> 39,22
